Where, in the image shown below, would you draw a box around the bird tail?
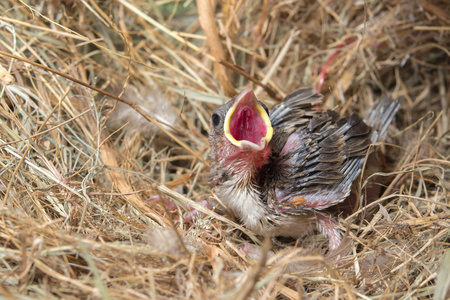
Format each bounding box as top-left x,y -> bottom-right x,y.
363,97 -> 400,144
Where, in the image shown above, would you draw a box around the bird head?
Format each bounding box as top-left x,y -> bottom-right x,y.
209,89 -> 273,179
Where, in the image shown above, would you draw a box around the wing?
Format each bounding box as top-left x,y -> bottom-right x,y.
269,87 -> 323,154
270,87 -> 322,131
266,95 -> 399,214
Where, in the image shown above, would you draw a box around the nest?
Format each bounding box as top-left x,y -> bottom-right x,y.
0,0 -> 449,298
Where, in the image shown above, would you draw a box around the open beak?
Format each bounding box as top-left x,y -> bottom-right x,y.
224,89 -> 273,151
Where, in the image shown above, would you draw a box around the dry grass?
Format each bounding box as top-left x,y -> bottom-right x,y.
0,0 -> 449,299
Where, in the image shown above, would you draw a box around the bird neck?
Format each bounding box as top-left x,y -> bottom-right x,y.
226,146 -> 271,183
211,145 -> 272,234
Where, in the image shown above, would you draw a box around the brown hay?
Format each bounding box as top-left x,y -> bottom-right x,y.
0,0 -> 449,298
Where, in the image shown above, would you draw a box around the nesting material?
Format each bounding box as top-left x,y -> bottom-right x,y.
106,84 -> 179,139
0,0 -> 449,299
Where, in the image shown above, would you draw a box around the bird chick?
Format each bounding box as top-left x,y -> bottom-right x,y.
209,88 -> 399,249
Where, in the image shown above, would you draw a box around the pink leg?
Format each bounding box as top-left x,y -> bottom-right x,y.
316,213 -> 343,250
146,195 -> 212,224
183,200 -> 212,222
145,195 -> 177,210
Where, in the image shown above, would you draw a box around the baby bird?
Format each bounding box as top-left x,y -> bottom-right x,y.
209,88 -> 399,249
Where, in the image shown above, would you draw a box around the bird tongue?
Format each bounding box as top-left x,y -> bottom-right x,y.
225,89 -> 273,151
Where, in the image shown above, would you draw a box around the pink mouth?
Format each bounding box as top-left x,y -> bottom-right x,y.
229,92 -> 267,145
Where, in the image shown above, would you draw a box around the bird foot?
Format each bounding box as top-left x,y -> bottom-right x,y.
183,200 -> 213,222
146,195 -> 212,224
316,214 -> 343,251
236,243 -> 275,261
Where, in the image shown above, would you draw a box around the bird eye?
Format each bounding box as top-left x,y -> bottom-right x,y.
212,113 -> 221,127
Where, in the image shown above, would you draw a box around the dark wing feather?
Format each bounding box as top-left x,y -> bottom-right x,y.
270,87 -> 322,131
267,93 -> 400,213
269,88 -> 323,154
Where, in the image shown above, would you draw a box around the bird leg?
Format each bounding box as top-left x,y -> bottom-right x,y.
315,213 -> 343,250
146,195 -> 212,224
